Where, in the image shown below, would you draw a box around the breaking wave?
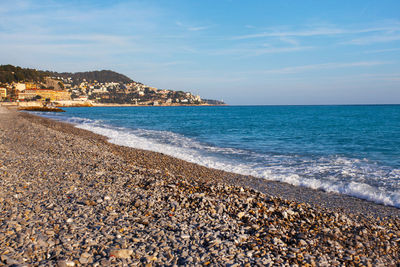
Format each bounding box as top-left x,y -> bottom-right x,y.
72,119 -> 400,208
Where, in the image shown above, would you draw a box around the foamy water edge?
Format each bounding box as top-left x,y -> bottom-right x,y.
74,121 -> 400,208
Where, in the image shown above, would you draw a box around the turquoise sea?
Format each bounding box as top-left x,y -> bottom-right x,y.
38,105 -> 400,207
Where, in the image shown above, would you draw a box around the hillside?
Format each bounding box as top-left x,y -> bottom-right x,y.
0,65 -> 133,84
0,65 -> 226,105
49,70 -> 133,84
0,65 -> 48,83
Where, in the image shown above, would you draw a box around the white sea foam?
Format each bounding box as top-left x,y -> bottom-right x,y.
74,121 -> 400,208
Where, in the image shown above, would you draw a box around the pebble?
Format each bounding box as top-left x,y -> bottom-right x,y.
0,107 -> 399,266
79,256 -> 89,264
57,260 -> 75,267
237,212 -> 246,219
109,249 -> 134,259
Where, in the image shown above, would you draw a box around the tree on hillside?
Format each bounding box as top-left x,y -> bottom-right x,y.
0,65 -> 47,83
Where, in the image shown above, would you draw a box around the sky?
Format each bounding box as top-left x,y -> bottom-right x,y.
0,0 -> 399,105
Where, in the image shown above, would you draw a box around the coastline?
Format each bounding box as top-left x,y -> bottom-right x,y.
21,108 -> 400,218
90,103 -> 226,107
1,106 -> 400,265
1,101 -> 227,108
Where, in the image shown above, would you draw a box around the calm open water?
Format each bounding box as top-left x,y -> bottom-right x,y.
37,105 -> 400,207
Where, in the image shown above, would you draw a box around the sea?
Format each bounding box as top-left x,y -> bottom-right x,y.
36,105 -> 400,208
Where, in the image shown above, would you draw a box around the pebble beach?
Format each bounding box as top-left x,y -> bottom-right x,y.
1,106 -> 400,266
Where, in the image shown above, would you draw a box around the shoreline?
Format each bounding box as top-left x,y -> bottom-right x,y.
1,101 -> 227,108
21,109 -> 400,218
91,103 -> 226,107
1,106 -> 400,265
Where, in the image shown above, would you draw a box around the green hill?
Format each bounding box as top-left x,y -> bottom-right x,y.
0,65 -> 48,83
49,70 -> 133,84
0,65 -> 134,84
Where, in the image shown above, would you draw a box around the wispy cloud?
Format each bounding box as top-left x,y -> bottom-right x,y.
359,73 -> 400,82
262,61 -> 390,74
363,47 -> 400,53
139,61 -> 191,69
345,34 -> 400,45
176,21 -> 211,32
211,46 -> 313,56
188,26 -> 210,32
232,23 -> 400,40
0,32 -> 140,53
0,0 -> 31,12
278,36 -> 300,46
232,27 -> 344,40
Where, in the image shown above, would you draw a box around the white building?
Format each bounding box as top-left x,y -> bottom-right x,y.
14,83 -> 26,92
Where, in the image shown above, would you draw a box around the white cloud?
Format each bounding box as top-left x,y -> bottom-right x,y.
232,23 -> 400,40
211,46 -> 313,56
363,47 -> 400,53
346,34 -> 400,45
359,73 -> 400,82
262,61 -> 390,74
188,26 -> 210,32
176,21 -> 211,32
0,32 -> 140,51
232,27 -> 344,40
278,36 -> 300,46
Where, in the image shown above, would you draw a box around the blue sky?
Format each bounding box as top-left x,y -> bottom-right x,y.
1,0 -> 399,105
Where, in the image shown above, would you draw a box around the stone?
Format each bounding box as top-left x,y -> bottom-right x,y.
109,249 -> 134,259
57,260 -> 75,267
237,212 -> 246,219
79,256 -> 89,264
298,239 -> 308,246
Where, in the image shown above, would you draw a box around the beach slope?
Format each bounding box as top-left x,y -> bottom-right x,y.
0,106 -> 399,265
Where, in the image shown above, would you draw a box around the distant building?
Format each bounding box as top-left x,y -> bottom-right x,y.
14,83 -> 26,92
145,87 -> 157,92
92,88 -> 108,94
0,88 -> 7,99
18,89 -> 71,101
25,82 -> 39,90
157,89 -> 169,95
77,96 -> 88,101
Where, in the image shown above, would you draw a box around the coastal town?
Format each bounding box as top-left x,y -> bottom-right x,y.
0,65 -> 224,107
